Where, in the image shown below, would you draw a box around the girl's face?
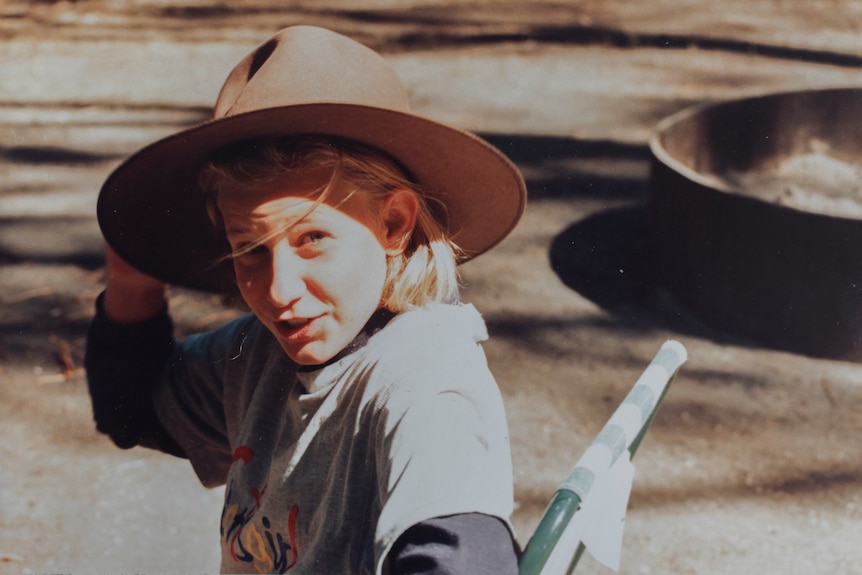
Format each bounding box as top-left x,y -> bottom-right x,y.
217,169 -> 405,365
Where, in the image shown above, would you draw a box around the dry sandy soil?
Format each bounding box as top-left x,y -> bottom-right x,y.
2,1 -> 862,574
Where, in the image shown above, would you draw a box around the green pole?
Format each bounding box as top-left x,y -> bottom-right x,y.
518,489 -> 582,575
518,340 -> 687,575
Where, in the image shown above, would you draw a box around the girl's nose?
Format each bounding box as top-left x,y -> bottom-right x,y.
267,243 -> 306,307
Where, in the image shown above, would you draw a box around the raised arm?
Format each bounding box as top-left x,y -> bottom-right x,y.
85,246 -> 184,456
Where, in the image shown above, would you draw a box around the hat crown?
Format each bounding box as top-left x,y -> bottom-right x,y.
99,25 -> 525,292
214,26 -> 411,119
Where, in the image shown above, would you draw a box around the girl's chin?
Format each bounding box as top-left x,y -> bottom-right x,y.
270,316 -> 372,366
280,341 -> 339,366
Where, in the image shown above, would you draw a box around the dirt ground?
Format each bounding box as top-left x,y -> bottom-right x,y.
2,2 -> 862,574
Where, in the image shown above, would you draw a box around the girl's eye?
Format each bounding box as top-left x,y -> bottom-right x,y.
298,231 -> 327,246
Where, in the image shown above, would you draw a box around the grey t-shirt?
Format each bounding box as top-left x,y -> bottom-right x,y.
151,303 -> 515,574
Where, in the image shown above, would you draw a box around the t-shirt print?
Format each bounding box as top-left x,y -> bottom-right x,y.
221,445 -> 300,574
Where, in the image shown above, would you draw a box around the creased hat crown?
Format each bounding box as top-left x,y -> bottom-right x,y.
215,26 -> 411,119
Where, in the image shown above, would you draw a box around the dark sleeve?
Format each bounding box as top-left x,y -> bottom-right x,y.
84,292 -> 186,457
387,513 -> 519,575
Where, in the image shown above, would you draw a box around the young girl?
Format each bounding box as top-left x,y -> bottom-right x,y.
86,26 -> 526,574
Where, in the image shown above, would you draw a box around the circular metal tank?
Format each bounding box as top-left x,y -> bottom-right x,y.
649,88 -> 862,361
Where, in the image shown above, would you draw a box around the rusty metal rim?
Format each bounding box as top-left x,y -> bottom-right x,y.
650,87 -> 862,223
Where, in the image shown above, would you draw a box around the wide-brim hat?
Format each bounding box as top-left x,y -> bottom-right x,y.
98,25 -> 527,293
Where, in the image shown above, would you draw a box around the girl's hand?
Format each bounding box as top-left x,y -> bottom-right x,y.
103,245 -> 168,323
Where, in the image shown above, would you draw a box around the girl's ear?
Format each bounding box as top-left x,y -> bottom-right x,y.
381,189 -> 419,256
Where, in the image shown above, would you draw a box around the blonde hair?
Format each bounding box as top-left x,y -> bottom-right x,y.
199,135 -> 461,312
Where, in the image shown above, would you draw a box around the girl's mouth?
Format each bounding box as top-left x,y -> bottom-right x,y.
274,316 -> 322,342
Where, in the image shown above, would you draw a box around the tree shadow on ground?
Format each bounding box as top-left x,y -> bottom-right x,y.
0,216 -> 105,270
0,143 -> 115,372
0,293 -> 94,373
483,133 -> 649,200
0,145 -> 119,165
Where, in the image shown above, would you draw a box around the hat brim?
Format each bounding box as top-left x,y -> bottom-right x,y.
98,103 -> 526,293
